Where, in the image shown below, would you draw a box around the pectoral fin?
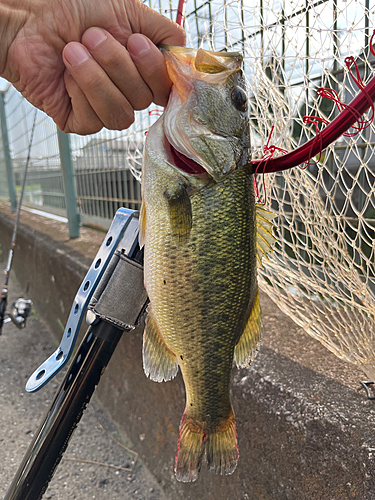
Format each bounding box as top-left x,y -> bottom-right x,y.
256,204 -> 277,268
143,311 -> 179,382
234,289 -> 262,368
164,183 -> 192,240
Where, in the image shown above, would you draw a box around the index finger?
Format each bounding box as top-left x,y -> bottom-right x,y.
127,34 -> 173,107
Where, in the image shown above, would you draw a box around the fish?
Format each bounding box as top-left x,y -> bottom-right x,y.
140,45 -> 276,482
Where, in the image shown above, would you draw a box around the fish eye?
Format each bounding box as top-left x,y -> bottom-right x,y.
230,86 -> 248,112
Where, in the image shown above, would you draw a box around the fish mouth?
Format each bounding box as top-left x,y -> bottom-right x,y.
163,89 -> 227,179
162,88 -> 211,177
168,143 -> 207,176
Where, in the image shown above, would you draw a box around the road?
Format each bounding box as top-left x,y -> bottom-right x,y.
0,260 -> 166,500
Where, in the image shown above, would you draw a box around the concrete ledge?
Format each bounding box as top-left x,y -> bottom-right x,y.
0,203 -> 374,499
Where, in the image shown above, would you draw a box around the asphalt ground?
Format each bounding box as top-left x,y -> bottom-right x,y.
0,261 -> 167,500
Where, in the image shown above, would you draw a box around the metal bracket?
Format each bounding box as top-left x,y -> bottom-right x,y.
26,208 -> 136,393
359,381 -> 375,400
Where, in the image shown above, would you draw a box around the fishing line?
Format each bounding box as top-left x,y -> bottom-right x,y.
0,108 -> 38,334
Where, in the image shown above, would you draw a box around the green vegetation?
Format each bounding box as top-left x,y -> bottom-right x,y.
15,183 -> 41,193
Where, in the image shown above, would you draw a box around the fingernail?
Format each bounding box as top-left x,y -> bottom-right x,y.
128,35 -> 151,57
84,28 -> 107,51
64,43 -> 89,67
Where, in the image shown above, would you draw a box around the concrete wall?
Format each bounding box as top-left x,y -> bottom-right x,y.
1,204 -> 375,500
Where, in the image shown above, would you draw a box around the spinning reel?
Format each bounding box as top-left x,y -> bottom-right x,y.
0,295 -> 33,333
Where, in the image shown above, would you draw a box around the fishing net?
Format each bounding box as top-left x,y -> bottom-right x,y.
139,0 -> 375,379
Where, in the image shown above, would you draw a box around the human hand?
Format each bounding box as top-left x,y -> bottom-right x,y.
0,0 -> 185,134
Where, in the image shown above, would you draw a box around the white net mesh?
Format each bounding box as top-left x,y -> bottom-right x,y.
2,3 -> 374,379
139,0 -> 375,378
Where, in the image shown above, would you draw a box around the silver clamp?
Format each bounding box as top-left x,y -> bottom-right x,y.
26,208 -> 136,392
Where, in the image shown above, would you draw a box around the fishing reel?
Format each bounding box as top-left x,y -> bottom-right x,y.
0,297 -> 33,333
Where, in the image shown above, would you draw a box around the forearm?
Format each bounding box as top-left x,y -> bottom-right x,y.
0,0 -> 30,75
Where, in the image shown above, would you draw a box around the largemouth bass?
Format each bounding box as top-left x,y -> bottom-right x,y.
140,46 -> 275,482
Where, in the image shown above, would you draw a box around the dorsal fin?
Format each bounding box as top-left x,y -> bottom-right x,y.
256,204 -> 277,268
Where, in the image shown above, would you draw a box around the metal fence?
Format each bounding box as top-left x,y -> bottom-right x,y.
0,85 -> 153,234
0,93 -> 12,204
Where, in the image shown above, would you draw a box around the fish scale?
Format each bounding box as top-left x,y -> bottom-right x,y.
140,46 -> 275,482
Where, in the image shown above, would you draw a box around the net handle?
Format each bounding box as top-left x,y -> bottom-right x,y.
252,74 -> 375,173
176,0 -> 186,26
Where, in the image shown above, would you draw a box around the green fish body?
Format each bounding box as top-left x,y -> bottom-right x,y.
140,47 -> 274,482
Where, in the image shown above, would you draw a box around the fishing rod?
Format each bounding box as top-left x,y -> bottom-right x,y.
0,108 -> 37,333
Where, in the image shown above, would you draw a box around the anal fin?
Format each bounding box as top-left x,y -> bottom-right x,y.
234,289 -> 262,368
143,312 -> 178,382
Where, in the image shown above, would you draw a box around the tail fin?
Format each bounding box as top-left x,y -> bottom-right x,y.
174,411 -> 239,482
205,413 -> 238,475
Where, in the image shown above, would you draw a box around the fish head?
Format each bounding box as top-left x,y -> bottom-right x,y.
160,46 -> 250,182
